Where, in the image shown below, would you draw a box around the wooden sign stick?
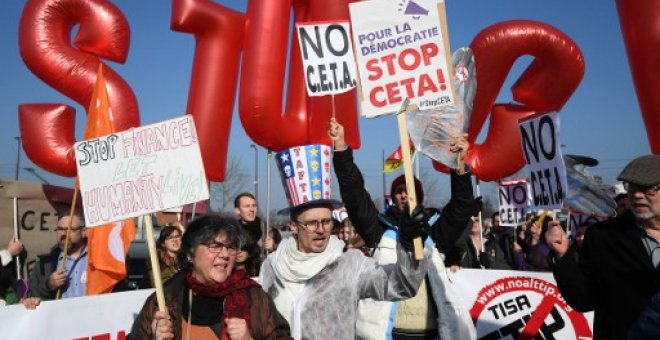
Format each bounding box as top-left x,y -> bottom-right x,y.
56,186 -> 79,300
397,104 -> 424,260
144,214 -> 167,312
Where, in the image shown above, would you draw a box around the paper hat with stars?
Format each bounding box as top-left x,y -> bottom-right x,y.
275,144 -> 342,215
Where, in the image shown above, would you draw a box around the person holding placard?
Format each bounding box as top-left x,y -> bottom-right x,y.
546,155 -> 660,338
28,213 -> 88,300
329,118 -> 476,340
131,215 -> 290,339
259,143 -> 430,340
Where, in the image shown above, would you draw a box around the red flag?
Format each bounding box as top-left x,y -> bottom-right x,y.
84,64 -> 136,295
383,137 -> 415,173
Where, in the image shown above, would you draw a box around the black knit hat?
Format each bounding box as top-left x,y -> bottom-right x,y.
617,155 -> 660,187
390,174 -> 424,204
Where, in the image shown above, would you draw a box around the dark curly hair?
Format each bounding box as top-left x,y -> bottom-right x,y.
178,215 -> 242,270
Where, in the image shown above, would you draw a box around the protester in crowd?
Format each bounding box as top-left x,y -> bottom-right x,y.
29,213 -> 88,300
614,192 -> 631,218
131,215 -> 290,339
332,208 -> 366,251
486,212 -> 515,269
259,143 -> 430,340
145,225 -> 182,288
574,223 -> 589,250
514,215 -> 552,271
448,215 -> 492,271
234,192 -> 264,244
235,228 -> 262,278
514,224 -> 528,254
329,118 -> 476,339
482,217 -> 492,238
0,245 -> 29,306
1,235 -> 23,268
263,227 -> 281,254
546,155 -> 660,338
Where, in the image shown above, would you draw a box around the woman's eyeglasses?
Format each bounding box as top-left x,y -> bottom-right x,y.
202,241 -> 237,255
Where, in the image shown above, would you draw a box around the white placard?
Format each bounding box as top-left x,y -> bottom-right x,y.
498,180 -> 530,226
519,112 -> 567,210
0,289 -> 153,339
75,115 -> 210,227
450,269 -> 594,339
296,21 -> 357,97
350,0 -> 454,118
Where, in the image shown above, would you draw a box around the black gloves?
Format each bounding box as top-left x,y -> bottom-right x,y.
399,204 -> 430,251
471,196 -> 483,217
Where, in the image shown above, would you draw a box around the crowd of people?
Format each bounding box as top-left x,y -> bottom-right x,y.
0,120 -> 658,339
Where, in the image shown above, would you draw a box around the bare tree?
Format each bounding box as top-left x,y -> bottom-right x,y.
210,155 -> 250,213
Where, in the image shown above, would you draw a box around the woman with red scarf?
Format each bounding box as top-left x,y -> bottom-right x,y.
130,216 -> 291,339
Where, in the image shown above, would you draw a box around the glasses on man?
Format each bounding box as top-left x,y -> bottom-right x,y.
202,241 -> 238,255
295,218 -> 334,232
624,182 -> 660,196
54,226 -> 83,233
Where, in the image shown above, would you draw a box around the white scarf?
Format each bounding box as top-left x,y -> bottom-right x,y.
269,235 -> 344,339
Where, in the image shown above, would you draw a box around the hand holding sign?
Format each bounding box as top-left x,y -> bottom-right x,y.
328,117 -> 348,151
407,48 -> 475,170
545,221 -> 569,259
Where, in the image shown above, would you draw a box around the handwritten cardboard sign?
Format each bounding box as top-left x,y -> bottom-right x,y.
296,21 -> 357,96
519,112 -> 567,210
350,0 -> 453,117
75,115 -> 209,227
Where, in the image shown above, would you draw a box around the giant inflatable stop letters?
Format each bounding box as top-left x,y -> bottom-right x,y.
433,20 -> 584,181
18,0 -> 140,177
171,0 -> 245,182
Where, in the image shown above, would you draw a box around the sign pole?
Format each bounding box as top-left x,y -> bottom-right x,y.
476,177 -> 484,253
12,197 -> 21,279
397,105 -> 424,260
56,186 -> 78,300
144,214 -> 167,312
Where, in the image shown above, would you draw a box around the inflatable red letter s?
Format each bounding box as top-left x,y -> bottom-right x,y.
18,0 -> 139,177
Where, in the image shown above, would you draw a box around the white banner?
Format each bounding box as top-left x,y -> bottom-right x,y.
296,21 -> 357,97
0,289 -> 152,340
450,269 -> 594,339
75,115 -> 210,227
350,0 -> 453,118
498,180 -> 530,227
519,112 -> 567,210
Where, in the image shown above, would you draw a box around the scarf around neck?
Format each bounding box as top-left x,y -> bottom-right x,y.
186,269 -> 259,337
271,235 -> 345,283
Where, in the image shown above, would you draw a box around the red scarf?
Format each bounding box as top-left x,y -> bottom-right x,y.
186,269 -> 260,338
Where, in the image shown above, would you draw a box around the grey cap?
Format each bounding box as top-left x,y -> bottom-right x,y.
617,155 -> 660,187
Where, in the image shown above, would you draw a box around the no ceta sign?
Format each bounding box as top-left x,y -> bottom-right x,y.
469,276 -> 592,340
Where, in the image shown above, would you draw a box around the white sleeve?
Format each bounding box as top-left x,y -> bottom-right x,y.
0,249 -> 12,267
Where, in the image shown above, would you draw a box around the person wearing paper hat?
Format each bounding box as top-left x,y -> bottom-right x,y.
546,154 -> 660,338
259,144 -> 430,340
329,118 -> 478,340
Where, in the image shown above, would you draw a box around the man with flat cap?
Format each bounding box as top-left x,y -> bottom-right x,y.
546,155 -> 660,338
